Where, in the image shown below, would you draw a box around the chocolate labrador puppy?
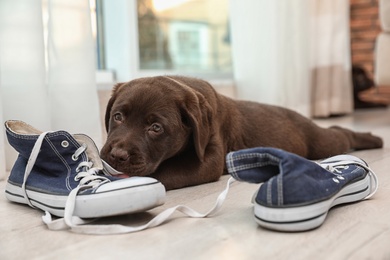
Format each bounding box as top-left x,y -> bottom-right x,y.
101,76 -> 383,190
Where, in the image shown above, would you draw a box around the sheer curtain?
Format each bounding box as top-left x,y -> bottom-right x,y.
229,0 -> 352,118
310,0 -> 353,117
230,0 -> 311,117
0,0 -> 102,180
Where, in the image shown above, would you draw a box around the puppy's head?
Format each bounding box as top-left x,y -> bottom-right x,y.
100,76 -> 213,177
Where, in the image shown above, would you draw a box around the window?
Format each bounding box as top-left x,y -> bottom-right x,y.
94,0 -> 232,81
137,0 -> 232,74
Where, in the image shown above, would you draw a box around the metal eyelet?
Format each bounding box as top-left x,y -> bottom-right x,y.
72,154 -> 79,161
61,140 -> 69,148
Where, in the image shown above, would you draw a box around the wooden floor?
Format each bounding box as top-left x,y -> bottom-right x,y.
1,106 -> 390,260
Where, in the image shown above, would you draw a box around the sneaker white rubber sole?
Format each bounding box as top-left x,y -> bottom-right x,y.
254,174 -> 371,232
5,177 -> 166,218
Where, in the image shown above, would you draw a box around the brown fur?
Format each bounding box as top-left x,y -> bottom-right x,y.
100,76 -> 383,190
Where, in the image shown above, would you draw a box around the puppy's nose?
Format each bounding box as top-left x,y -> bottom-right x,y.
110,148 -> 129,162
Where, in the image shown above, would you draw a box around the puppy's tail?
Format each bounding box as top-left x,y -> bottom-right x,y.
307,126 -> 383,159
330,126 -> 383,150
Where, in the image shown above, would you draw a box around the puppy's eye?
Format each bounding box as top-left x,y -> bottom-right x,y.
113,113 -> 123,122
149,123 -> 163,133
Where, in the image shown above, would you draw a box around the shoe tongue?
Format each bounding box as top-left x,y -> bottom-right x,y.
73,134 -> 103,170
101,160 -> 128,177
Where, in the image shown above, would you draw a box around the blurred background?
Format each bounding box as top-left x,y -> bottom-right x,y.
1,0 -> 389,177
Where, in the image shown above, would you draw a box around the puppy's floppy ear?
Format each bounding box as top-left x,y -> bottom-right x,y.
105,82 -> 125,132
181,89 -> 213,162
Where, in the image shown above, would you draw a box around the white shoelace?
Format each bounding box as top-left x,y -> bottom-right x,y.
43,177 -> 235,234
22,132 -> 235,235
319,160 -> 379,199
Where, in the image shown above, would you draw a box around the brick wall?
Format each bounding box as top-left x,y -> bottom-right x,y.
350,0 -> 381,79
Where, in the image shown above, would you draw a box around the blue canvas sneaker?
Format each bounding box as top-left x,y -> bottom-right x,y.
226,147 -> 378,232
4,120 -> 166,220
